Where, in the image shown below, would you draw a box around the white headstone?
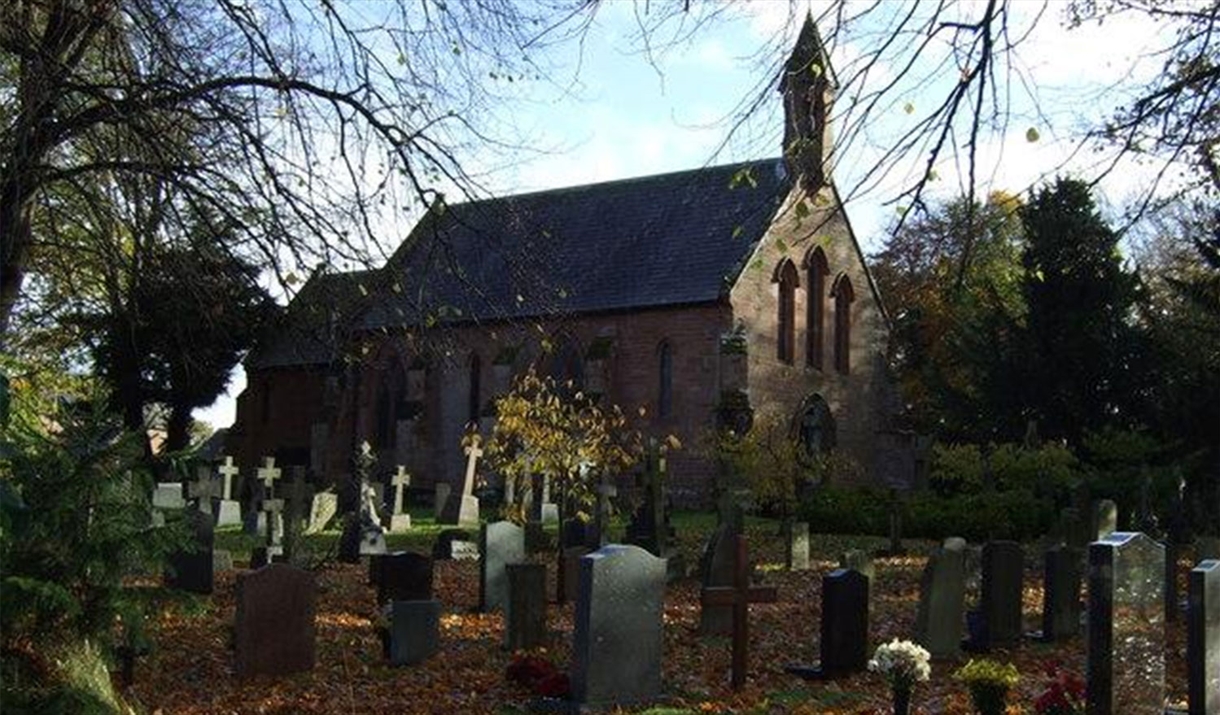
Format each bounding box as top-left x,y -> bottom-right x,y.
257,457 -> 281,498
390,466 -> 412,532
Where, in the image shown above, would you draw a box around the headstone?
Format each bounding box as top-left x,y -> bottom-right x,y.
153,482 -> 185,510
787,521 -> 810,571
1093,499 -> 1118,541
186,466 -> 219,519
166,508 -> 215,594
1062,506 -> 1091,550
377,552 -> 434,604
700,535 -> 778,690
539,476 -> 559,524
305,491 -> 338,534
440,436 -> 482,527
479,521 -> 525,612
787,568 -> 869,679
699,521 -> 740,635
505,563 -> 548,650
385,600 -> 441,666
560,546 -> 591,602
434,483 -> 451,519
358,478 -> 387,556
212,549 -> 234,573
432,528 -> 477,561
234,564 -> 316,677
1032,545 -> 1083,642
256,457 -> 282,498
966,540 -> 1024,650
1186,559 -> 1218,715
1086,532 -> 1165,715
571,544 -> 666,707
839,549 -> 876,587
389,466 -> 412,533
914,537 -> 967,659
216,457 -> 242,527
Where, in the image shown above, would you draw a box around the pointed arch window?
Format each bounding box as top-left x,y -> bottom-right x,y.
376,361 -> 405,448
658,341 -> 673,418
468,352 -> 482,423
832,274 -> 855,374
805,247 -> 829,369
775,259 -> 799,364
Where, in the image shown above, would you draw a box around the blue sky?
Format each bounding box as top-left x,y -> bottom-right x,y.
195,0 -> 1177,430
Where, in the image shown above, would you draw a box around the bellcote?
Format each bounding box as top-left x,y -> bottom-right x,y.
779,14 -> 838,192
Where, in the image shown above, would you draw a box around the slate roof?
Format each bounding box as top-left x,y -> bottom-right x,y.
360,158 -> 790,329
246,268 -> 379,369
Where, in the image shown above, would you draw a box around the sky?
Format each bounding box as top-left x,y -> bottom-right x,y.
194,0 -> 1179,431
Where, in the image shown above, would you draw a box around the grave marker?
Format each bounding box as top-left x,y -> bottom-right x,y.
385,600 -> 440,666
505,563 -> 547,650
377,551 -> 434,604
966,540 -> 1024,650
914,537 -> 967,659
440,436 -> 482,527
787,568 -> 869,680
234,564 -> 316,677
701,535 -> 778,690
479,520 -> 524,612
1186,559 -> 1218,715
1031,545 -> 1082,642
786,521 -> 810,571
216,456 -> 242,526
390,466 -> 412,532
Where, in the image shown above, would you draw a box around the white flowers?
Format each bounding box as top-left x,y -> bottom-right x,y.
868,638 -> 932,688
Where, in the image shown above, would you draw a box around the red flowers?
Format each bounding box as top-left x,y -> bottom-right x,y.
506,652 -> 571,699
1033,660 -> 1085,715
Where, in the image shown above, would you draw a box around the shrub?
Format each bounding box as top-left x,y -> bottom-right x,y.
907,489 -> 1053,542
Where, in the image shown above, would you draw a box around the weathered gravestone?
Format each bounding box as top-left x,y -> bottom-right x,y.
1093,499 -> 1118,541
572,544 -> 666,707
384,599 -> 441,666
965,540 -> 1024,651
215,456 -> 242,527
786,521 -> 810,571
787,568 -> 869,680
440,436 -> 482,527
376,552 -> 434,605
1186,559 -> 1218,715
389,466 -> 412,533
914,537 -> 967,659
505,563 -> 548,650
840,549 -> 876,587
187,466 -> 219,520
432,528 -> 478,561
1030,545 -> 1082,642
1086,532 -> 1165,715
305,490 -> 338,534
701,535 -> 777,690
212,549 -> 234,574
479,521 -> 525,612
234,564 -> 316,678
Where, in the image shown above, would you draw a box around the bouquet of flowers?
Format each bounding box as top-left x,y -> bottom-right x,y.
869,639 -> 932,715
954,659 -> 1020,715
1033,661 -> 1085,715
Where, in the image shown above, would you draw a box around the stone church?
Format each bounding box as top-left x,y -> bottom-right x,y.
226,16 -> 910,505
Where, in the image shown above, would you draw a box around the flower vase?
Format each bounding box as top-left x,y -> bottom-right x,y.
892,686 -> 912,715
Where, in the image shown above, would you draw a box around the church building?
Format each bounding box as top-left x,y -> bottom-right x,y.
226,17 -> 910,504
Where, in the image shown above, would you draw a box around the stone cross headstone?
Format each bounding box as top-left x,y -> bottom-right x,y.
479,520 -> 525,612
701,535 -> 778,690
441,436 -> 481,527
234,564 -> 316,678
505,562 -> 548,650
571,544 -> 666,707
216,456 -> 242,526
1033,545 -> 1083,642
376,551 -> 434,605
390,466 -> 412,532
187,466 -> 219,514
787,568 -> 869,680
1186,559 -> 1218,715
787,521 -> 810,571
305,490 -> 338,534
1093,499 -> 1118,541
1086,532 -> 1165,715
967,540 -> 1024,650
257,457 -> 282,498
385,599 -> 440,666
914,537 -> 967,659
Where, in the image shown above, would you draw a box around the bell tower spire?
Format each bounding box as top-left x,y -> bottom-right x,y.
779,13 -> 837,191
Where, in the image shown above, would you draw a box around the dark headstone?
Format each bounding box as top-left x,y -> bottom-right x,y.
166,509 -> 215,595
1033,545 -> 1082,642
377,552 -> 434,605
787,568 -> 869,680
385,600 -> 440,666
1086,532 -> 1165,715
234,564 -> 316,678
479,521 -> 525,612
967,540 -> 1024,650
1186,559 -> 1218,715
572,544 -> 666,707
505,563 -> 548,650
914,538 -> 967,659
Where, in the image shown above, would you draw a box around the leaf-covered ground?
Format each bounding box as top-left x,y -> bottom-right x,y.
126,521 -> 1192,714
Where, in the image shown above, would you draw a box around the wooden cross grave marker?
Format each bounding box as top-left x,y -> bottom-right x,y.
700,534 -> 778,690
391,466 -> 411,515
256,457 -> 281,499
217,456 -> 239,501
